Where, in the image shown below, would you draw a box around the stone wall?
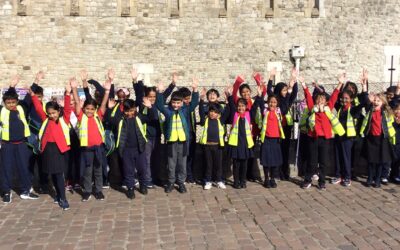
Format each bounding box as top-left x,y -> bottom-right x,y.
0,0 -> 399,90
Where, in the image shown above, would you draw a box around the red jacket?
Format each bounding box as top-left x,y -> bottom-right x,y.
304,87 -> 339,139
32,94 -> 72,153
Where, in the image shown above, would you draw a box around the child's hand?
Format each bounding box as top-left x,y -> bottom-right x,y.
104,79 -> 112,91
225,84 -> 232,97
34,71 -> 45,84
362,68 -> 368,84
298,76 -> 306,88
10,75 -> 21,88
108,98 -> 116,109
338,73 -> 346,84
143,97 -> 151,108
157,82 -> 165,93
192,77 -> 199,92
80,69 -> 88,83
107,68 -> 115,82
131,67 -> 138,82
269,67 -> 277,80
171,72 -> 178,85
70,77 -> 78,89
65,81 -> 72,94
200,87 -> 207,101
291,67 -> 298,80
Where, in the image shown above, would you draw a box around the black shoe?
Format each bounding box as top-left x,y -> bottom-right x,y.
374,183 -> 381,188
94,192 -> 105,200
37,186 -> 49,194
270,179 -> 277,188
263,180 -> 271,188
2,193 -> 11,203
365,182 -> 372,187
178,183 -> 187,193
82,192 -> 91,202
240,182 -> 247,189
127,188 -> 135,199
20,192 -> 39,200
318,183 -> 326,190
233,183 -> 241,189
139,185 -> 148,195
164,183 -> 173,193
186,178 -> 195,184
146,184 -> 156,189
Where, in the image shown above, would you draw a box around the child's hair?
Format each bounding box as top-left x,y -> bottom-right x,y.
83,99 -> 98,108
144,86 -> 157,97
123,99 -> 137,110
179,87 -> 191,98
206,88 -> 220,98
394,103 -> 400,111
171,91 -> 183,102
267,94 -> 279,104
33,86 -> 44,96
208,103 -> 221,114
239,84 -> 251,93
45,101 -> 62,114
386,86 -> 397,94
341,89 -> 354,99
375,92 -> 393,116
273,82 -> 287,96
313,92 -> 330,102
343,81 -> 358,97
2,89 -> 18,102
236,98 -> 248,107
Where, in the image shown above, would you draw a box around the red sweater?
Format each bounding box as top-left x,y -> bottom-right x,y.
265,110 -> 280,138
370,109 -> 382,136
77,110 -> 104,147
304,87 -> 340,139
32,94 -> 72,153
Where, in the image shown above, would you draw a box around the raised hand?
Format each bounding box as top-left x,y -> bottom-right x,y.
80,69 -> 88,83
269,67 -> 277,80
192,77 -> 199,92
291,67 -> 298,80
131,67 -> 138,82
107,68 -> 115,82
65,80 -> 72,94
171,72 -> 178,85
157,82 -> 165,93
338,73 -> 346,84
70,77 -> 78,89
34,71 -> 45,84
10,75 -> 21,88
224,84 -> 232,98
143,97 -> 151,108
298,76 -> 306,88
200,87 -> 207,101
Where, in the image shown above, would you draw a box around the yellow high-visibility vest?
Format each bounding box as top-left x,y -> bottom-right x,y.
260,111 -> 285,143
228,113 -> 254,148
199,118 -> 225,146
169,113 -> 186,142
308,106 -> 345,137
116,117 -> 147,148
337,108 -> 357,137
78,113 -> 105,146
0,105 -> 30,141
38,118 -> 71,148
360,110 -> 396,145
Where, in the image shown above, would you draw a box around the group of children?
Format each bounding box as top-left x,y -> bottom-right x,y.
1,68 -> 400,211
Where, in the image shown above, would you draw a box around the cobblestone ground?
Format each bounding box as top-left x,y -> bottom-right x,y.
0,178 -> 400,250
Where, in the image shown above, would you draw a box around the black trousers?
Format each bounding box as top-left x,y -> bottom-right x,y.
51,173 -> 66,200
368,163 -> 383,185
203,145 -> 223,183
280,126 -> 292,179
305,137 -> 332,184
263,166 -> 278,180
233,159 -> 248,185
